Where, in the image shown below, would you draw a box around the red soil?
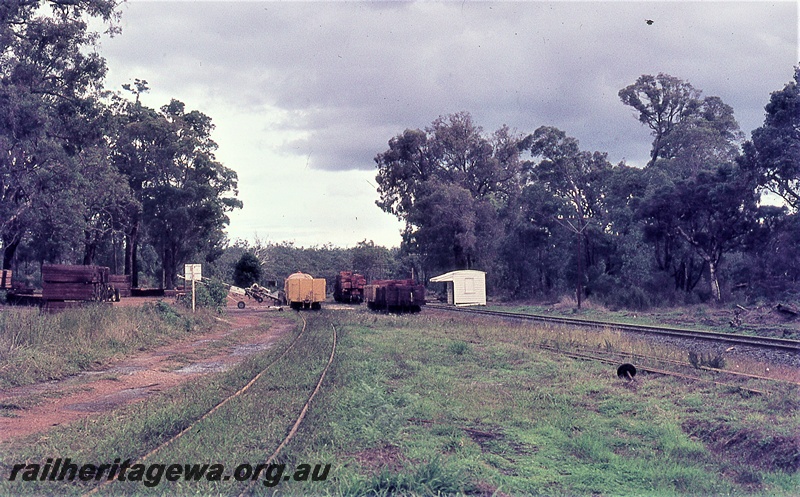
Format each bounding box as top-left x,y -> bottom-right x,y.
0,302 -> 294,443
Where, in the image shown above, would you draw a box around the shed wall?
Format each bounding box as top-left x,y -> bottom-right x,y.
431,270 -> 486,306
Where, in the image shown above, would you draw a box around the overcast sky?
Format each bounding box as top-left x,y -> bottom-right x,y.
96,1 -> 799,248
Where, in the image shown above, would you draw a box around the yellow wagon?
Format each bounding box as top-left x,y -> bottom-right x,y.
284,272 -> 326,310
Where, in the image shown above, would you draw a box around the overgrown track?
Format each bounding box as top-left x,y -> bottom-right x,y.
236,322 -> 337,497
429,304 -> 800,394
426,303 -> 800,353
83,313 -> 337,497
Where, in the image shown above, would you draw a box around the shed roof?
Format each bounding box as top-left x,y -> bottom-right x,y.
430,270 -> 485,282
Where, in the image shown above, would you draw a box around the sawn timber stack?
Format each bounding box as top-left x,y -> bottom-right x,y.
42,264 -> 114,309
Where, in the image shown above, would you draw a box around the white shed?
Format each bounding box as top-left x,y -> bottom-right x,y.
430,270 -> 486,306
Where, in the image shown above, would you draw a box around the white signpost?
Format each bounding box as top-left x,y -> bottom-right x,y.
185,264 -> 202,312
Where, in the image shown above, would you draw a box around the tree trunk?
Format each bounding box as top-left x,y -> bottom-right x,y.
125,221 -> 139,288
163,243 -> 176,290
83,231 -> 96,266
2,238 -> 19,271
576,231 -> 584,309
708,260 -> 722,303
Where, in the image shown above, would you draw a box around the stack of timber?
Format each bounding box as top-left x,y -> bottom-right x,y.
109,274 -> 131,297
0,270 -> 11,289
42,264 -> 113,310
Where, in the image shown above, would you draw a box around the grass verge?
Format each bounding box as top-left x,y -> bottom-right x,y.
0,309 -> 797,496
281,310 -> 799,496
0,301 -> 215,389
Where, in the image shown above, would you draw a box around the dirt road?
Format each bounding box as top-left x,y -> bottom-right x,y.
0,306 -> 295,443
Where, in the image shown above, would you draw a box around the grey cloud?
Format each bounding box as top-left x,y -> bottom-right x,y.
102,1 -> 797,174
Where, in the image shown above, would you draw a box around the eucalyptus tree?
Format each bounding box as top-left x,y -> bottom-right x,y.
111,95 -> 241,290
671,164 -> 758,302
499,180 -> 563,298
738,67 -> 800,298
618,73 -> 702,167
621,74 -> 754,302
109,81 -> 172,286
742,67 -> 800,211
351,239 -> 394,282
0,0 -> 120,269
375,112 -> 525,275
77,146 -> 139,265
146,99 -> 241,289
522,126 -> 614,307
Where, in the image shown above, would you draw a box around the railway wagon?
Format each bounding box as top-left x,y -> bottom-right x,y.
333,271 -> 367,303
364,279 -> 425,313
284,272 -> 326,310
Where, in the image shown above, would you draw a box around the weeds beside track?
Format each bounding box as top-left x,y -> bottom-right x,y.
3,307 -> 798,496
281,309 -> 799,496
426,303 -> 800,353
1,311 -> 338,496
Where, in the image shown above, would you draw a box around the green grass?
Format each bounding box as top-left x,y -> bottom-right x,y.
0,308 -> 797,496
0,311 -> 328,495
0,302 -> 215,388
283,310 -> 798,496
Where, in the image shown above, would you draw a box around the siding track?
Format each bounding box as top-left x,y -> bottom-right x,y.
83,314 -> 337,496
428,304 -> 800,393
426,303 -> 800,353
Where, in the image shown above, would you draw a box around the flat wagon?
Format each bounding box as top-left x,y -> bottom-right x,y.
364,279 -> 425,313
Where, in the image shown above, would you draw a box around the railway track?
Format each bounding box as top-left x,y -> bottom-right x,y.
426,303 -> 800,353
84,313 -> 337,496
428,303 -> 800,394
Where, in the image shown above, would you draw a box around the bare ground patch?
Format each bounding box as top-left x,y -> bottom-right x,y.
0,307 -> 295,442
682,418 -> 800,474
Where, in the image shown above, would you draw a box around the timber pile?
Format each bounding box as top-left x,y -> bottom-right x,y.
109,274 -> 131,297
0,270 -> 11,289
42,264 -> 112,302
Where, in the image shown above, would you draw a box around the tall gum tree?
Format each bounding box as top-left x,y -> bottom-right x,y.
522,126 -> 613,308
618,73 -> 701,167
109,81 -> 173,287
375,112 -> 524,275
621,73 -> 754,302
742,67 -> 800,211
0,0 -> 120,269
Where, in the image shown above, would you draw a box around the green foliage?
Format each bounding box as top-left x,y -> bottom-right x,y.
351,240 -> 397,281
618,73 -> 703,167
0,2 -> 240,290
743,66 -> 800,211
232,252 -> 261,288
447,340 -> 471,356
196,278 -> 230,309
174,279 -> 230,311
363,457 -> 468,496
375,112 -> 522,273
0,303 -> 210,388
0,0 -> 121,268
112,94 -> 242,289
147,300 -> 183,326
688,350 -> 726,369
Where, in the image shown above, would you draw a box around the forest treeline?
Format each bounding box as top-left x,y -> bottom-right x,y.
1,2 -> 797,308
371,71 -> 800,307
1,1 -> 240,290
221,69 -> 798,310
